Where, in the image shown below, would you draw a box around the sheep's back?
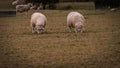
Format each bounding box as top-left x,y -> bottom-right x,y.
67,12 -> 84,25
31,13 -> 47,25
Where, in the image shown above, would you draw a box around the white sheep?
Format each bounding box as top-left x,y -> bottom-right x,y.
30,12 -> 47,34
16,3 -> 32,14
12,0 -> 19,6
67,12 -> 85,33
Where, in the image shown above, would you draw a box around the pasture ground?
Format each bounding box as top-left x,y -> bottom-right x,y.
0,1 -> 120,68
0,9 -> 120,68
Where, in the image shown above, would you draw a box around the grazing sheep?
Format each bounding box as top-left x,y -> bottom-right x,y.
30,5 -> 38,10
30,12 -> 47,34
12,0 -> 19,6
67,12 -> 85,33
30,4 -> 43,10
16,3 -> 32,14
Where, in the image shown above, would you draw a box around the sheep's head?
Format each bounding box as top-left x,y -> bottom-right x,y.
27,3 -> 33,7
75,23 -> 83,33
36,25 -> 44,34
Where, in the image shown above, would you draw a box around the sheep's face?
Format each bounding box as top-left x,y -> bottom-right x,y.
76,25 -> 83,33
36,25 -> 44,34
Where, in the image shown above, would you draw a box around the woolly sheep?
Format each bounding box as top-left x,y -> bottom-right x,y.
67,12 -> 85,33
16,3 -> 32,14
30,12 -> 47,34
12,0 -> 19,6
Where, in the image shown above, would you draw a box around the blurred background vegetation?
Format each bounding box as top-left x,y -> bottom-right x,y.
0,0 -> 120,10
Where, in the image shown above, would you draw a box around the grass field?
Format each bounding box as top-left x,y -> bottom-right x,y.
0,9 -> 120,68
0,1 -> 120,68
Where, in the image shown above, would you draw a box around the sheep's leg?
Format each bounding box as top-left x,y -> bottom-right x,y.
31,24 -> 35,33
32,27 -> 35,33
81,27 -> 84,33
68,26 -> 72,32
75,28 -> 78,33
80,26 -> 84,33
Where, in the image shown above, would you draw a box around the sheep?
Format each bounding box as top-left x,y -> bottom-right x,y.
16,3 -> 32,14
12,0 -> 19,6
30,12 -> 47,34
30,4 -> 43,10
67,12 -> 85,33
30,5 -> 38,10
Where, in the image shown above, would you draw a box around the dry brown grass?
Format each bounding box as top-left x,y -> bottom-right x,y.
0,9 -> 120,68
